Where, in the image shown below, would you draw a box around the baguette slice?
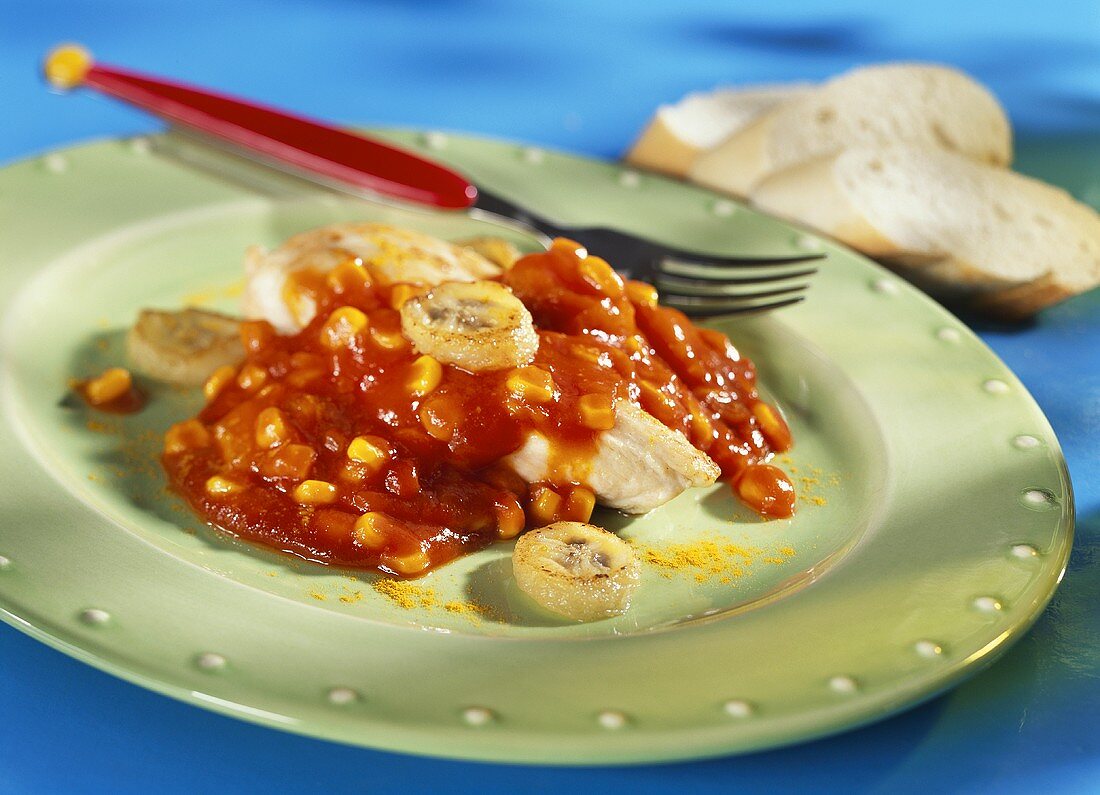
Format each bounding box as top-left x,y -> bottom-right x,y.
625,84 -> 812,177
691,63 -> 1012,196
749,144 -> 1100,316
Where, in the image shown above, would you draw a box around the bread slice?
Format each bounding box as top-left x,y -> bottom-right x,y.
625,84 -> 812,177
690,63 -> 1013,196
749,144 -> 1100,316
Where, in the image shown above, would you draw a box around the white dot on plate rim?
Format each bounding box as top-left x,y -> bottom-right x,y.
983,379 -> 1010,394
618,170 -> 641,188
829,676 -> 859,694
462,707 -> 494,726
1022,488 -> 1057,508
327,687 -> 359,705
711,199 -> 736,217
936,327 -> 961,343
129,137 -> 152,155
521,147 -> 545,164
598,710 -> 628,729
422,132 -> 448,150
914,640 -> 944,658
794,233 -> 822,251
79,608 -> 110,625
42,154 -> 68,174
196,652 -> 227,670
723,699 -> 754,718
1013,435 -> 1040,450
1011,543 -> 1039,559
871,278 -> 898,294
0,555 -> 10,570
974,596 -> 1003,613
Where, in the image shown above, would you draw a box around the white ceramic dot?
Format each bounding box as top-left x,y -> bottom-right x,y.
711,199 -> 736,217
871,278 -> 899,294
196,652 -> 227,670
521,146 -> 545,164
723,699 -> 754,718
1021,488 -> 1057,509
0,555 -> 10,570
618,170 -> 641,188
42,154 -> 68,174
936,327 -> 961,343
794,233 -> 823,251
1011,543 -> 1039,559
327,687 -> 359,705
914,640 -> 944,658
829,675 -> 859,694
983,379 -> 1010,394
462,706 -> 494,726
79,608 -> 110,625
597,710 -> 628,729
1013,435 -> 1040,450
129,137 -> 152,155
422,131 -> 448,150
974,596 -> 1003,613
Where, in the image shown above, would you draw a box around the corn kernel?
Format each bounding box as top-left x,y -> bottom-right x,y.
164,419 -> 211,455
83,367 -> 132,406
506,366 -> 556,403
325,256 -> 370,293
578,394 -> 616,431
352,512 -> 389,549
578,255 -> 625,298
369,325 -> 409,350
626,280 -> 659,308
205,475 -> 243,496
255,407 -> 290,449
293,479 -> 338,505
239,320 -> 275,354
407,355 -> 443,397
236,363 -> 268,391
528,486 -> 562,526
389,283 -> 423,310
561,486 -> 596,523
204,365 -> 237,402
347,435 -> 391,470
319,306 -> 368,350
382,547 -> 431,575
494,498 -> 526,540
753,402 -> 792,451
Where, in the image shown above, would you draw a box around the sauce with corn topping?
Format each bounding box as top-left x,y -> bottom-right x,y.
163,239 -> 794,576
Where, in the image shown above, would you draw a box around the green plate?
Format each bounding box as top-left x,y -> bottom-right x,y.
0,130 -> 1073,764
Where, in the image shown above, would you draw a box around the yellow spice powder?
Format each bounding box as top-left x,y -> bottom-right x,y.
636,537 -> 797,583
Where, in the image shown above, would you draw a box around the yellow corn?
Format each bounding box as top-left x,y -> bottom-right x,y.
325,257 -> 370,293
369,325 -> 408,351
382,547 -> 432,575
407,355 -> 443,397
578,393 -> 616,431
389,283 -> 422,310
562,486 -> 596,523
494,500 -> 526,540
293,479 -> 338,505
319,306 -> 368,350
625,281 -> 659,308
254,407 -> 290,449
203,365 -> 236,402
346,435 -> 391,470
352,512 -> 389,549
83,367 -> 132,405
528,486 -> 562,526
164,420 -> 211,455
236,363 -> 268,391
506,366 -> 556,403
205,475 -> 243,496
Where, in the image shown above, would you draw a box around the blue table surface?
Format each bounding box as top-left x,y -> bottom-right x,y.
2,1 -> 1099,792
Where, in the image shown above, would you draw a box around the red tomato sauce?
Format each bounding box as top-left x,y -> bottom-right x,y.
162,238 -> 794,577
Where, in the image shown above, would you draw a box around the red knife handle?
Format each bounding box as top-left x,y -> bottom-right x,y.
45,45 -> 478,210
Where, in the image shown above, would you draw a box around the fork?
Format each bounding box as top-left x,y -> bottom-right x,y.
43,44 -> 821,316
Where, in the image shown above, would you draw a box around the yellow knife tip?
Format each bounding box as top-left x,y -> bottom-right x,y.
44,44 -> 93,90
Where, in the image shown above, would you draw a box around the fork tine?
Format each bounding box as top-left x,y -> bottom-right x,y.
658,246 -> 825,269
657,282 -> 810,301
655,267 -> 818,288
661,295 -> 807,317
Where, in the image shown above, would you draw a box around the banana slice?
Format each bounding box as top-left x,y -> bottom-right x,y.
456,236 -> 523,269
512,522 -> 639,621
126,308 -> 244,386
399,280 -> 538,372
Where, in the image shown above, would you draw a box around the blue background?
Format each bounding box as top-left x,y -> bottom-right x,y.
2,1 -> 1099,792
